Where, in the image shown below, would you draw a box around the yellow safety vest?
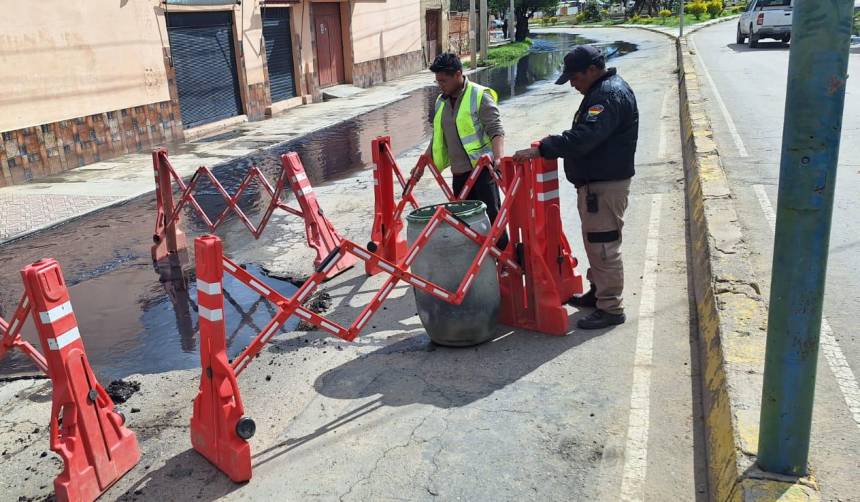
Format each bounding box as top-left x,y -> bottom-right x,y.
431,81 -> 499,172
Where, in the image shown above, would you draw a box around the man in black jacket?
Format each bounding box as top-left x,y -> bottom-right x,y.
514,45 -> 638,330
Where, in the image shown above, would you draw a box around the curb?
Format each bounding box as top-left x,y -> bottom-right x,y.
675,27 -> 821,502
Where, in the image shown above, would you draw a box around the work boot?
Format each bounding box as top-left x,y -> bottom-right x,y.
567,283 -> 597,308
577,309 -> 626,330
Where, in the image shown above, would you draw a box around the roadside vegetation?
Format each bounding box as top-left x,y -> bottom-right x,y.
854,9 -> 860,36
465,38 -> 534,68
527,0 -> 742,29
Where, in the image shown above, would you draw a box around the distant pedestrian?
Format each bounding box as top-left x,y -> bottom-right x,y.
502,19 -> 509,39
426,52 -> 508,249
513,45 -> 639,329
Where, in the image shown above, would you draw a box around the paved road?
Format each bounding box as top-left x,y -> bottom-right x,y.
691,21 -> 860,501
1,29 -> 706,501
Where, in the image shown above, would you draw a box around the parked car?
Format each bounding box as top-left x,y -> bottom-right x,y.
737,0 -> 793,48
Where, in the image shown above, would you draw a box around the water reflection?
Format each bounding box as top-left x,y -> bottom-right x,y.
1,263 -> 298,381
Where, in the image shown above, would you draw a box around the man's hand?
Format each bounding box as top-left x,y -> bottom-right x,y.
512,147 -> 541,162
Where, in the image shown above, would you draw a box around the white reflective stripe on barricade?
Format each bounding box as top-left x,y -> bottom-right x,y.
537,189 -> 560,202
248,279 -> 272,296
39,301 -> 73,324
536,171 -> 559,182
197,280 -> 222,295
199,306 -> 224,322
47,327 -> 81,351
262,323 -> 278,340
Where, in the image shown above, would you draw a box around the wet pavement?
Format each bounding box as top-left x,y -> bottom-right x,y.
0,34 -> 637,381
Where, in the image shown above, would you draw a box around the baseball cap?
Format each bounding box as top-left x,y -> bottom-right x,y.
554,45 -> 605,85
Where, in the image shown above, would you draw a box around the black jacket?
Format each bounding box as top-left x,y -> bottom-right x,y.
538,68 -> 639,187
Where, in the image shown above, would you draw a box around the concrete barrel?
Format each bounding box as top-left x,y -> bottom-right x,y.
406,201 -> 500,346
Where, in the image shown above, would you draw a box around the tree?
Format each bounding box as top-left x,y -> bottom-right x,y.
582,0 -> 602,22
490,0 -> 560,41
630,0 -> 664,17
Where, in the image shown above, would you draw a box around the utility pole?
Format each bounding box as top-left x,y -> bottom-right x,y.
509,0 -> 516,41
679,0 -> 684,38
469,0 -> 477,66
480,0 -> 489,63
757,0 -> 855,476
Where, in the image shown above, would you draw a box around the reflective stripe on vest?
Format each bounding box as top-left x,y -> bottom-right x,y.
431,81 -> 498,172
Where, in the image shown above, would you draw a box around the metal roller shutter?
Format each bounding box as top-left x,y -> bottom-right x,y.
166,12 -> 243,129
262,8 -> 298,103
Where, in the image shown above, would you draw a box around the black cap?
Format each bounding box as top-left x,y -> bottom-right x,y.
555,45 -> 604,85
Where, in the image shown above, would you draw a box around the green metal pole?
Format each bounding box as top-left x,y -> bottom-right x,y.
757,0 -> 855,476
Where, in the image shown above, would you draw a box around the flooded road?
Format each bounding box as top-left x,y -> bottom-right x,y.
0,34 -> 637,381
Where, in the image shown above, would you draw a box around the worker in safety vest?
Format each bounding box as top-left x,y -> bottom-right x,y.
426,52 -> 508,249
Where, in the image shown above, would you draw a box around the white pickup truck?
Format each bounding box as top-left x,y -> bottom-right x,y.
736,0 -> 793,48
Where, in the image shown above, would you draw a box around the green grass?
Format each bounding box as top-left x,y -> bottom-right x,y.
529,10 -> 738,29
464,38 -> 533,68
633,11 -> 737,27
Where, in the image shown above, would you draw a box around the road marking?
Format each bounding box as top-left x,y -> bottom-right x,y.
620,194 -> 662,501
754,184 -> 860,428
658,87 -> 671,160
688,36 -> 749,157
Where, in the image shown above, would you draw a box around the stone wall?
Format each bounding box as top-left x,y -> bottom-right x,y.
352,50 -> 425,89
0,101 -> 183,187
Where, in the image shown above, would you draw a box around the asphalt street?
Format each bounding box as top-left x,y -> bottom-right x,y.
0,28 -> 708,501
230,27 -> 709,501
691,21 -> 860,501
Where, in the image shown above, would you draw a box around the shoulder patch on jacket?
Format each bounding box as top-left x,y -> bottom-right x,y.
586,104 -> 605,122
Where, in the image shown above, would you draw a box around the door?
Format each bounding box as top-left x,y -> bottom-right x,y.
426,10 -> 441,63
314,3 -> 345,88
262,8 -> 298,102
166,12 -> 243,129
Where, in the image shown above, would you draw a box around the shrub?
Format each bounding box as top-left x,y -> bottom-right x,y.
707,0 -> 723,18
549,16 -> 558,25
688,2 -> 706,20
630,14 -> 641,23
582,0 -> 602,22
659,9 -> 673,23
575,12 -> 588,24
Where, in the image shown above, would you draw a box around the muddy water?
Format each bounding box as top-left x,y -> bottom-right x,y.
0,34 -> 637,380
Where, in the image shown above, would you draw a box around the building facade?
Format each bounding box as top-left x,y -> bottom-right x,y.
0,0 -> 425,186
419,0 -> 450,66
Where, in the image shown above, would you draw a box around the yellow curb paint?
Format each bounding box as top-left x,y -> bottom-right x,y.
677,36 -> 821,502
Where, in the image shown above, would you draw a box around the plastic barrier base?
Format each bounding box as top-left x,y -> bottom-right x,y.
190,236 -> 253,482
19,259 -> 140,502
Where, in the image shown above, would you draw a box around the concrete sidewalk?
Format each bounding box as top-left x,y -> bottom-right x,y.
0,70 -> 437,244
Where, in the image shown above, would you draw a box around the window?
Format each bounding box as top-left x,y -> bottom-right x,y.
756,0 -> 791,8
